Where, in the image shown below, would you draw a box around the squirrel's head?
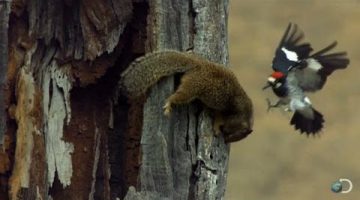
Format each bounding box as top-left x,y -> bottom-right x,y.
221,118 -> 253,143
222,96 -> 254,143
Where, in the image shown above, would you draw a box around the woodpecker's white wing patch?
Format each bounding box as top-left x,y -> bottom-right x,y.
281,47 -> 299,61
306,58 -> 322,71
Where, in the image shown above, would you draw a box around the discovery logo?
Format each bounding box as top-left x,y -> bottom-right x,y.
331,178 -> 353,194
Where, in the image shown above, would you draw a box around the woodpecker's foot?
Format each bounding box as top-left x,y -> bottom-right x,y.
163,101 -> 172,117
266,98 -> 280,112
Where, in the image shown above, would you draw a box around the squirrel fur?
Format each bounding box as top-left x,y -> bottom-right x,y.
119,50 -> 253,142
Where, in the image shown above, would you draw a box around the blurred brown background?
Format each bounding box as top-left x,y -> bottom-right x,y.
226,0 -> 360,199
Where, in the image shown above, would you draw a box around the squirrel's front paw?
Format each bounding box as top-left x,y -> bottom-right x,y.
163,102 -> 172,117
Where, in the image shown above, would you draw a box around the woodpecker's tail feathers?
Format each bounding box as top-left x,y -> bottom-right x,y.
290,108 -> 324,135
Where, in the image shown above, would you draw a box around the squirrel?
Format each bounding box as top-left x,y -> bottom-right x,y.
119,50 -> 254,143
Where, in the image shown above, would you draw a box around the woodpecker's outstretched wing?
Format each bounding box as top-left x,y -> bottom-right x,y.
294,41 -> 350,92
272,23 -> 313,74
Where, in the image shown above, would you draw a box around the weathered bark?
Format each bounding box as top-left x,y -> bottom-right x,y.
0,0 -> 11,145
0,0 -> 231,200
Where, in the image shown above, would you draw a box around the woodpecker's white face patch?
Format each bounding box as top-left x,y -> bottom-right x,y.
268,77 -> 276,83
307,58 -> 323,71
281,47 -> 298,61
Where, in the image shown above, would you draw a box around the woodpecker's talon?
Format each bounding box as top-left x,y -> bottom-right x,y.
266,98 -> 272,112
284,107 -> 291,112
266,98 -> 280,112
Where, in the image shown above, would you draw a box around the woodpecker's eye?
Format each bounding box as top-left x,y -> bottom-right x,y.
275,82 -> 282,88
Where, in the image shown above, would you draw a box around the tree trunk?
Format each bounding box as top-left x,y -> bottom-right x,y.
0,0 -> 230,200
0,0 -> 11,145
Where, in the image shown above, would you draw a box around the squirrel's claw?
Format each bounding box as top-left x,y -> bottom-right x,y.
163,102 -> 172,117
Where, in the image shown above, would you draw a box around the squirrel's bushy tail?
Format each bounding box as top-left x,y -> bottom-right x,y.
119,50 -> 203,97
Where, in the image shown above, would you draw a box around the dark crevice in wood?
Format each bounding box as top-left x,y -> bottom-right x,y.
188,0 -> 196,49
48,171 -> 63,198
187,165 -> 198,200
187,105 -> 199,200
110,95 -> 129,200
94,127 -> 111,200
108,2 -> 148,199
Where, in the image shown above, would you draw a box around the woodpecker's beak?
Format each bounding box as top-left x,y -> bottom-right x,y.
262,83 -> 271,90
263,76 -> 276,90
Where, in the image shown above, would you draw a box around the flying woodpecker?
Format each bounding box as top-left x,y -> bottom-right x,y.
264,23 -> 350,135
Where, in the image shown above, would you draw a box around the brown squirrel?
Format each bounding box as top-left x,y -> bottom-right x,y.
119,50 -> 253,143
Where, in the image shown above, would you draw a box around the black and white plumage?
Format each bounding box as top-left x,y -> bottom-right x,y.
295,41 -> 349,92
267,72 -> 325,134
265,23 -> 350,135
272,23 -> 313,74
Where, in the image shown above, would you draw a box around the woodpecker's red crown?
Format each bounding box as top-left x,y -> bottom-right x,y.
271,71 -> 285,79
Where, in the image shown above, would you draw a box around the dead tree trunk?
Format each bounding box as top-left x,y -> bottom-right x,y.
0,0 -> 231,199
0,0 -> 11,145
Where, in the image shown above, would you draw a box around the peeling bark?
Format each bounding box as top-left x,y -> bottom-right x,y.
9,68 -> 37,200
44,61 -> 74,187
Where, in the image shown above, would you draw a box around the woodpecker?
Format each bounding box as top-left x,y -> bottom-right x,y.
264,23 -> 350,135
